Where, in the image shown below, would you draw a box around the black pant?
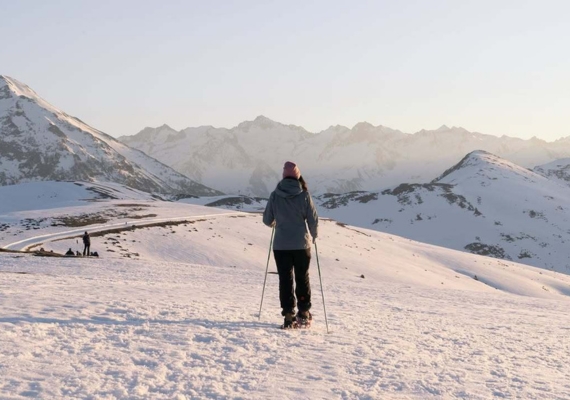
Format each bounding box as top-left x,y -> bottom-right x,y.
274,249 -> 311,315
83,244 -> 90,256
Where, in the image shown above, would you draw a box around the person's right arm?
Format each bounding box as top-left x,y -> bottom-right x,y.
263,193 -> 276,227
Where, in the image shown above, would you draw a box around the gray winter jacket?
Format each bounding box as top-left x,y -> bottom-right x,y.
263,178 -> 319,250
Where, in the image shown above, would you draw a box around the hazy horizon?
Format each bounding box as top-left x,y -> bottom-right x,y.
2,1 -> 569,140
122,114 -> 566,142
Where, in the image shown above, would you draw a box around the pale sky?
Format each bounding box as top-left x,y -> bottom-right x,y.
1,0 -> 569,140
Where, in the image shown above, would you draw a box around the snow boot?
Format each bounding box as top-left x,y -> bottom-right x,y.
282,312 -> 296,329
296,310 -> 312,328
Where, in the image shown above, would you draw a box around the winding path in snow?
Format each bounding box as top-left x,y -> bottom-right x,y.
3,212 -> 242,251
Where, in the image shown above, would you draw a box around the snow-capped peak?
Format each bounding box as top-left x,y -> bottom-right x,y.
0,75 -> 61,114
235,115 -> 279,131
433,150 -> 543,184
253,115 -> 273,124
0,76 -> 221,196
352,121 -> 375,130
435,150 -> 498,181
0,75 -> 37,98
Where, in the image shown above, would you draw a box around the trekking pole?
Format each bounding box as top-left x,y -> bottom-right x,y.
258,226 -> 275,320
315,241 -> 330,333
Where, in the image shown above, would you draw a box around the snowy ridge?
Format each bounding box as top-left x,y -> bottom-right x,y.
120,116 -> 570,196
1,76 -> 56,112
433,150 -> 544,184
178,194 -> 267,212
0,75 -> 221,196
310,151 -> 570,273
0,181 -> 160,214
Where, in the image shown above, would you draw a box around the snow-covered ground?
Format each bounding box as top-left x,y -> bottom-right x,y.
1,185 -> 570,398
0,182 -> 235,252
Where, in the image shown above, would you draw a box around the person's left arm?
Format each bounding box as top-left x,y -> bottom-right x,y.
305,193 -> 319,241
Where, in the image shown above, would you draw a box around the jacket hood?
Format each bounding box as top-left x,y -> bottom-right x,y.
275,178 -> 303,198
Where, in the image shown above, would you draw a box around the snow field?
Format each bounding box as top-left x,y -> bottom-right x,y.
1,214 -> 570,398
0,195 -> 235,251
43,215 -> 570,298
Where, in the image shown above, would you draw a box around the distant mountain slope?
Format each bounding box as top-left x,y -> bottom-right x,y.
0,181 -> 161,214
120,116 -> 570,196
534,158 -> 570,188
312,151 -> 570,273
0,76 -> 221,196
121,116 -> 315,196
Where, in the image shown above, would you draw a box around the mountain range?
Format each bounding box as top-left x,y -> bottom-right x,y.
120,116 -> 570,196
0,75 -> 221,196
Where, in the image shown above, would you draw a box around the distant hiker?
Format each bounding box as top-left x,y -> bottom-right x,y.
65,248 -> 74,256
263,161 -> 319,328
82,231 -> 91,256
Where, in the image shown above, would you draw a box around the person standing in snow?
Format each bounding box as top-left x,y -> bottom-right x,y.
82,231 -> 91,256
263,161 -> 319,328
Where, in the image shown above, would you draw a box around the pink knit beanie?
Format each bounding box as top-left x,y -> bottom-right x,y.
283,161 -> 301,179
